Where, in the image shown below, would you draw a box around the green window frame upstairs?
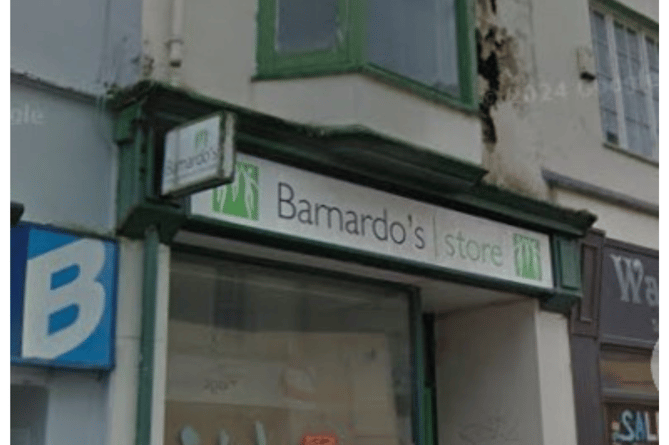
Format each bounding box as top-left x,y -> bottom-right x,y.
256,0 -> 477,111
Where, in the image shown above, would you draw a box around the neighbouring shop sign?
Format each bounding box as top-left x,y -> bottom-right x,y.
191,154 -> 553,288
607,404 -> 659,444
161,112 -> 236,198
11,223 -> 118,369
600,244 -> 658,347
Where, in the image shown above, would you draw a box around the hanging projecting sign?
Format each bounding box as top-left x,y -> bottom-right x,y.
11,223 -> 118,370
191,154 -> 553,288
161,112 -> 236,198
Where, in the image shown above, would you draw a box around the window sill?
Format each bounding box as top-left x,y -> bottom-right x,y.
603,141 -> 658,167
252,64 -> 480,117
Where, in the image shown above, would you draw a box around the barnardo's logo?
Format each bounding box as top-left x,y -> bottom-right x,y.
513,234 -> 542,280
194,129 -> 208,152
212,161 -> 259,220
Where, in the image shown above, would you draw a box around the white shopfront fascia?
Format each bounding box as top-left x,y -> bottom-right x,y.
191,153 -> 554,289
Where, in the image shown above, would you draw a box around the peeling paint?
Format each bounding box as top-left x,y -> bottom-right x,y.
476,0 -> 549,200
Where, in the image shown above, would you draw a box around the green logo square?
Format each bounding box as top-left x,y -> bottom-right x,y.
513,234 -> 542,280
211,162 -> 259,220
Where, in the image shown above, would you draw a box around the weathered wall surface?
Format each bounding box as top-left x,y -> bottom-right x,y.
476,0 -> 658,243
10,82 -> 117,233
476,0 -> 549,199
11,0 -> 141,94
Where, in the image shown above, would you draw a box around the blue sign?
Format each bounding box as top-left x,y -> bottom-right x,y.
11,223 -> 118,370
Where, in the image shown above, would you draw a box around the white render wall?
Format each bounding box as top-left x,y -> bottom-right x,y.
554,189 -> 659,249
434,299 -> 578,445
535,311 -> 579,445
10,83 -> 118,233
139,0 -> 484,165
105,239 -> 144,445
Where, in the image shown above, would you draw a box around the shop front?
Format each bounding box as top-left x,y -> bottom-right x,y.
111,82 -> 596,445
10,222 -> 119,445
572,231 -> 659,445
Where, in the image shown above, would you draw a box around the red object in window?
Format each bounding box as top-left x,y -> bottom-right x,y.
300,433 -> 338,445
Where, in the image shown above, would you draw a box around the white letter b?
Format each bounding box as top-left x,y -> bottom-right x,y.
22,239 -> 106,360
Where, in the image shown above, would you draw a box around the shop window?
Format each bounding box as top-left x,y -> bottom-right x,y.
256,0 -> 476,108
165,252 -> 417,445
11,385 -> 49,445
589,7 -> 659,161
599,349 -> 658,444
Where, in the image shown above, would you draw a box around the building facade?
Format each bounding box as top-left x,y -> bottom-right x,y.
11,0 -> 658,444
10,0 -> 143,442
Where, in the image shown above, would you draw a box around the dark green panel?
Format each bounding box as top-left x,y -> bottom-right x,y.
555,236 -> 582,291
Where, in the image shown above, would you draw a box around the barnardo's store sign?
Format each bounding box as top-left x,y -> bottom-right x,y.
191,154 -> 553,288
11,223 -> 118,369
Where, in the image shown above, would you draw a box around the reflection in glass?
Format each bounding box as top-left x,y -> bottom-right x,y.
165,252 -> 414,445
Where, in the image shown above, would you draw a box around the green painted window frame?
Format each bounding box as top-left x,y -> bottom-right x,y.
255,0 -> 478,111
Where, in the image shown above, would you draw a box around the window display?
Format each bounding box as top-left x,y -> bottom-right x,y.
166,252 -> 414,445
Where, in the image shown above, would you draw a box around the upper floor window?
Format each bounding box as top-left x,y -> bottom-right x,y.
589,7 -> 659,161
257,0 -> 476,109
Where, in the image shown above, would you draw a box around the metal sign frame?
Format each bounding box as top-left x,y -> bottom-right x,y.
161,111 -> 237,198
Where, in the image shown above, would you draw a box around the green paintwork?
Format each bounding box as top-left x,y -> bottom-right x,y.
456,0 -> 477,106
256,0 -> 349,75
553,236 -> 582,292
211,161 -> 260,220
360,63 -> 479,113
109,81 -> 595,312
409,291 -> 427,445
135,226 -> 159,445
513,234 -> 543,281
540,235 -> 584,314
255,0 -> 478,109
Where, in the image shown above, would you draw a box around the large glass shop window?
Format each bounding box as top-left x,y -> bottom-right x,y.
165,252 -> 414,445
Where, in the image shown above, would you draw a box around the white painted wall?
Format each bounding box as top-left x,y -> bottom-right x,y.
151,244 -> 172,445
434,300 -> 544,445
434,299 -> 579,445
529,0 -> 658,206
11,82 -> 117,233
11,368 -> 108,445
11,0 -> 141,94
105,239 -> 144,445
140,0 -> 484,165
553,189 -> 659,249
480,0 -> 658,206
534,311 -> 579,445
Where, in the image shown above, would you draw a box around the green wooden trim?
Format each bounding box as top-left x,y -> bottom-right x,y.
183,214 -> 560,300
591,0 -> 659,33
254,0 -> 478,111
135,226 -> 159,445
541,235 -> 584,314
552,236 -> 582,292
456,0 -> 477,107
349,0 -> 367,65
110,81 -> 596,238
410,290 -> 426,445
360,63 -> 479,114
422,313 -> 438,445
256,0 -> 350,76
